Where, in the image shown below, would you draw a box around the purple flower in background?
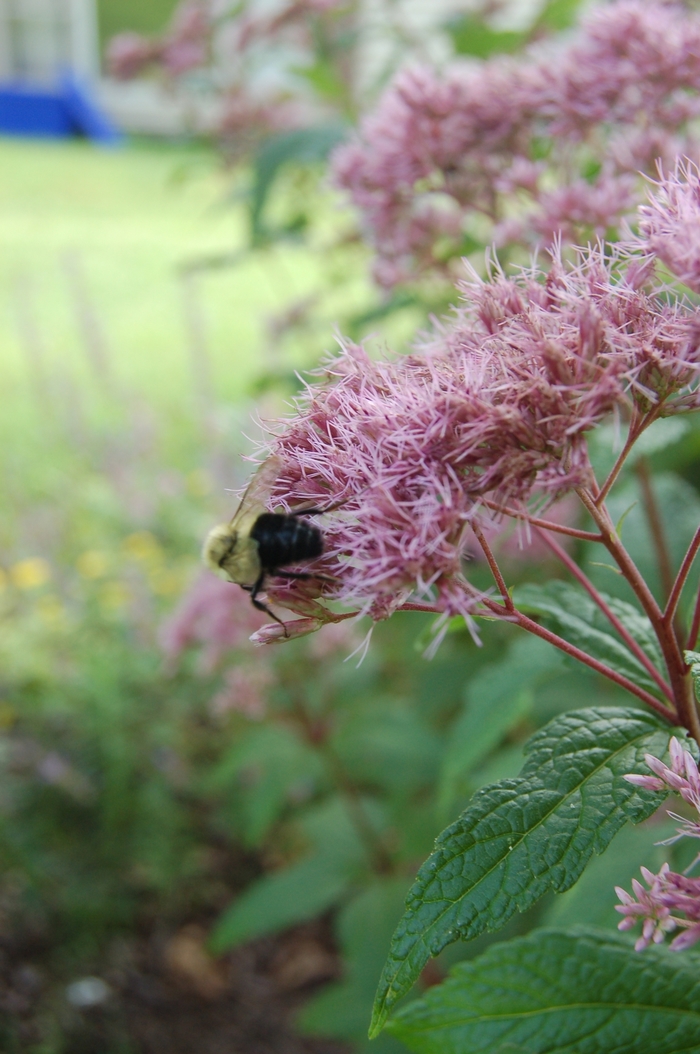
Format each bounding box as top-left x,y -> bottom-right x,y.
333,0 -> 700,286
160,572 -> 265,673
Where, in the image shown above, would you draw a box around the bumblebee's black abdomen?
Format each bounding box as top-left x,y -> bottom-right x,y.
251,513 -> 323,572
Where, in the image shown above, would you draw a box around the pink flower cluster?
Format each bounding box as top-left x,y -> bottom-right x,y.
617,737 -> 700,951
333,0 -> 700,286
263,238 -> 700,621
108,1 -> 210,80
160,572 -> 266,674
107,0 -> 350,155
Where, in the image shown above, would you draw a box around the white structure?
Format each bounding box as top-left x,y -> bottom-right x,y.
0,0 -> 100,83
0,0 -> 194,134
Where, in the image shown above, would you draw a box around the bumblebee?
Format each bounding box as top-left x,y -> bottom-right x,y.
203,456 -> 332,632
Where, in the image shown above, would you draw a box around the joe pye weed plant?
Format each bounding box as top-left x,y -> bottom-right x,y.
230,162 -> 700,1052
211,106 -> 700,1054
185,0 -> 700,1050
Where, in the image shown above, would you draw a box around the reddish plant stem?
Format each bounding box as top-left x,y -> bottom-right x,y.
665,525 -> 700,628
481,498 -> 602,542
472,522 -> 514,610
535,527 -> 675,704
595,409 -> 657,505
636,456 -> 676,605
467,515 -> 676,717
477,595 -> 676,720
576,487 -> 663,624
399,602 -> 450,614
577,486 -> 700,741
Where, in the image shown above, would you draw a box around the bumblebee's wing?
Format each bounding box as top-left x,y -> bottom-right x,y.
229,455 -> 284,531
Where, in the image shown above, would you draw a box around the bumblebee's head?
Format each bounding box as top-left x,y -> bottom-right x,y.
202,524 -> 238,576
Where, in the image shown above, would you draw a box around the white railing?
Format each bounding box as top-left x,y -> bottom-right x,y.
0,0 -> 99,83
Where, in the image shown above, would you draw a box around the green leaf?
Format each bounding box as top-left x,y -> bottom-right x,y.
437,636 -> 563,818
370,707 -> 673,1036
205,724 -> 323,846
250,123 -> 348,241
210,797 -> 366,952
388,929 -> 700,1054
444,15 -> 525,57
300,877 -> 409,1053
542,816 -> 677,931
535,0 -> 583,32
686,651 -> 700,704
513,581 -> 664,696
292,58 -> 347,104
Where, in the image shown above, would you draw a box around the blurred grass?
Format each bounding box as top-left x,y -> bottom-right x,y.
0,137 -> 339,415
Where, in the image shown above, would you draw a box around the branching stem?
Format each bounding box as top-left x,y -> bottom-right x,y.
481,498 -> 602,542
472,522 -> 514,610
596,409 -> 657,505
477,594 -> 676,721
535,527 -> 675,704
577,485 -> 700,741
665,525 -> 700,628
636,456 -> 676,604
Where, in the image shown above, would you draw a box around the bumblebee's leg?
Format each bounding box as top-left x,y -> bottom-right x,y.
274,570 -> 338,584
290,499 -> 346,517
248,573 -> 289,638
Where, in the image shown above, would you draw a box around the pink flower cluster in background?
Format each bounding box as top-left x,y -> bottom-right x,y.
107,0 -> 351,156
333,0 -> 700,287
262,190 -> 700,622
617,737 -> 700,951
160,572 -> 266,675
108,1 -> 210,80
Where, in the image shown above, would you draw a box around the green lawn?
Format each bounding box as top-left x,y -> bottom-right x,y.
0,137 -> 351,419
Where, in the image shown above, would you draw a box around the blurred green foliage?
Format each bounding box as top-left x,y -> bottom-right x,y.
4,0 -> 700,1044
96,0 -> 180,50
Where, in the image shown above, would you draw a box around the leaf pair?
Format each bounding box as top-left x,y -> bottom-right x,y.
370,707 -> 674,1035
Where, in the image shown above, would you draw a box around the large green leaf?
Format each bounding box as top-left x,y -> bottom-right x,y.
204,723 -> 323,846
438,636 -> 563,818
444,15 -> 525,57
250,123 -> 348,241
299,877 -> 409,1054
388,929 -> 700,1054
535,0 -> 583,31
513,581 -> 664,697
209,796 -> 366,952
370,707 -> 673,1036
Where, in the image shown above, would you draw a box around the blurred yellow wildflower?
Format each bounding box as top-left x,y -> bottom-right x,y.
99,582 -> 130,614
36,594 -> 67,627
76,550 -> 109,579
186,468 -> 213,497
148,568 -> 182,596
10,557 -> 51,590
123,531 -> 162,564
